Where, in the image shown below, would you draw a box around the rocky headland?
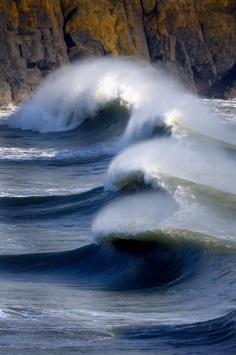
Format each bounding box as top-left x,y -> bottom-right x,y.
0,0 -> 235,105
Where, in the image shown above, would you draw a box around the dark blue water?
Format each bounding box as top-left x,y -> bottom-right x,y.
0,60 -> 236,354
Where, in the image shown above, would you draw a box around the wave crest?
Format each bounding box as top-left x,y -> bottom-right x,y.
9,57 -> 234,146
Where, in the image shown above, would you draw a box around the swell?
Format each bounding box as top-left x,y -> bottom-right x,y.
0,186 -> 116,221
119,310 -> 236,350
0,230 -> 235,290
0,231 -> 204,290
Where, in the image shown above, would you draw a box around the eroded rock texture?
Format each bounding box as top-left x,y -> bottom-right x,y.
0,0 -> 68,104
142,0 -> 236,97
0,0 -> 235,105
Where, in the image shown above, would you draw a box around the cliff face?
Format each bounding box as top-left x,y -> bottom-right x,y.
62,0 -> 149,59
0,0 -> 235,105
142,0 -> 236,97
0,0 -> 68,104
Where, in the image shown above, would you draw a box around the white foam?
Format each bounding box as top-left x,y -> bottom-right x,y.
0,147 -> 56,161
8,58 -> 235,145
106,136 -> 236,196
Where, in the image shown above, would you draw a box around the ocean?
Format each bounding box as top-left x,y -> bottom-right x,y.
0,58 -> 236,354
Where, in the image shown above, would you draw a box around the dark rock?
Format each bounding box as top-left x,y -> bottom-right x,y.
0,0 -> 235,106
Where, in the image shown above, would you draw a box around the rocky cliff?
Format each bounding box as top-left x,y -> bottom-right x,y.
0,0 -> 235,105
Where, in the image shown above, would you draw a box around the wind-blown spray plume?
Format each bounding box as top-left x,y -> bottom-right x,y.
9,58 -> 235,146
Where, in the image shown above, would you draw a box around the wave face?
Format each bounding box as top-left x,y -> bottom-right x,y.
0,231 -> 202,290
1,59 -> 236,353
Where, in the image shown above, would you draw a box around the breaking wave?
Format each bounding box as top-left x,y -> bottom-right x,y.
8,58 -> 236,146
1,58 -> 236,303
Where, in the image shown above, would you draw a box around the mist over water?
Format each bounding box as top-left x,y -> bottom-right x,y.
1,58 -> 236,353
9,58 -> 236,145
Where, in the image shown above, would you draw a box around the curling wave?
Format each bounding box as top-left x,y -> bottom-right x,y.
8,58 -> 236,146
0,229 -> 235,290
0,231 -> 212,289
1,56 -> 236,354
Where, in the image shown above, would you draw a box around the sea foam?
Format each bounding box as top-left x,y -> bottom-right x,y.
9,58 -> 235,146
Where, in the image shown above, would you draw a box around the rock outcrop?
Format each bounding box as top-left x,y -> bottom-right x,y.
0,0 -> 68,105
142,0 -> 236,96
0,0 -> 235,105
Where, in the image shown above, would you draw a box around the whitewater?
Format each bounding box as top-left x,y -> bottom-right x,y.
0,58 -> 236,354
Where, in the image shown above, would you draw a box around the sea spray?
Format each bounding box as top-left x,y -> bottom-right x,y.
7,57 -> 236,244
1,58 -> 236,348
9,58 -> 235,145
105,137 -> 236,195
